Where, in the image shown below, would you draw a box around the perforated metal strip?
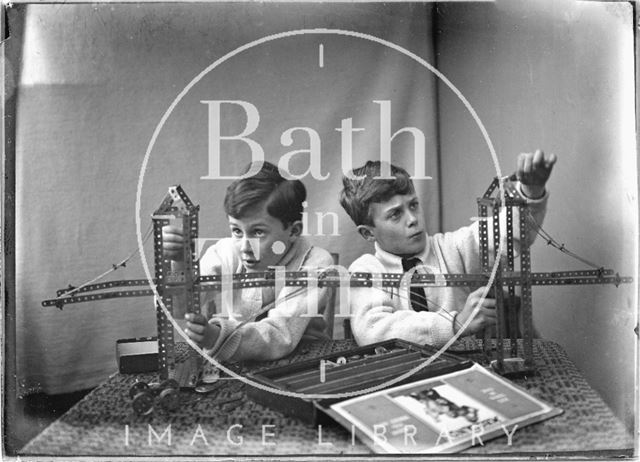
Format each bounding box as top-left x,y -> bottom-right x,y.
49,268 -> 617,300
42,288 -> 155,307
42,270 -> 631,308
182,208 -> 202,387
55,279 -> 154,297
506,203 -> 517,357
483,177 -> 500,198
153,216 -> 175,380
477,199 -> 491,358
519,204 -> 534,368
493,202 -> 504,367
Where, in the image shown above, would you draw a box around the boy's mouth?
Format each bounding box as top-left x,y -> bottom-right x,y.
242,258 -> 259,268
409,231 -> 424,240
241,253 -> 260,268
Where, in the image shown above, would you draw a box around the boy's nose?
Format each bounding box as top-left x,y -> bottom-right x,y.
240,238 -> 253,253
240,237 -> 261,258
406,212 -> 418,227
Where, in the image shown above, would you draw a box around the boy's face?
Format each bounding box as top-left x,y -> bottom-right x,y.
358,193 -> 426,258
228,202 -> 301,273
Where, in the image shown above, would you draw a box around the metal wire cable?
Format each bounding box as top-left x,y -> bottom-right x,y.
57,224 -> 154,298
524,210 -> 603,270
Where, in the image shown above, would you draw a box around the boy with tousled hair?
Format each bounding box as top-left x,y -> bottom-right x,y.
340,150 -> 556,347
163,161 -> 333,361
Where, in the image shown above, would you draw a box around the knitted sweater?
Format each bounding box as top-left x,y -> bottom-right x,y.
199,237 -> 334,362
348,184 -> 548,347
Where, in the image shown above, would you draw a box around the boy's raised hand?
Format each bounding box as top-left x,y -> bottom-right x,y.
184,313 -> 220,350
516,149 -> 557,199
162,225 -> 185,260
454,286 -> 496,336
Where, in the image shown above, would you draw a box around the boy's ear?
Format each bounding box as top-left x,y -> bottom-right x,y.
356,224 -> 376,242
288,220 -> 303,240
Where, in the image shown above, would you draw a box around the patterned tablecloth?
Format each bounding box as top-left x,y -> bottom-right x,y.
21,338 -> 634,457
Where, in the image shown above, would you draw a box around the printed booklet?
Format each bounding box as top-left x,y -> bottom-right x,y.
326,363 -> 562,453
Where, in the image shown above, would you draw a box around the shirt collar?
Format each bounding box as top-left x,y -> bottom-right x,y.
373,234 -> 430,272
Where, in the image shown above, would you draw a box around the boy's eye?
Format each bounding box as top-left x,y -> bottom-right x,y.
252,229 -> 266,238
409,201 -> 419,211
389,210 -> 401,220
231,228 -> 243,237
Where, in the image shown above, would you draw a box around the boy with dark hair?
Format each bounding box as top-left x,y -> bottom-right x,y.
163,161 -> 333,361
340,151 -> 556,347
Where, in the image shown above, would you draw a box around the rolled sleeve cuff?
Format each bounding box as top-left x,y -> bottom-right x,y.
430,310 -> 458,347
204,318 -> 241,362
516,182 -> 549,203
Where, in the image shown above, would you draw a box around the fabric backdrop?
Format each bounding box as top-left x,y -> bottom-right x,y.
14,4 -> 440,395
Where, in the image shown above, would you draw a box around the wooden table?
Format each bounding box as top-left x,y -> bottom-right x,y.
21,338 -> 634,457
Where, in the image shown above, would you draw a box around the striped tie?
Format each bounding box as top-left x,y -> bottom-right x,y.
402,257 -> 428,312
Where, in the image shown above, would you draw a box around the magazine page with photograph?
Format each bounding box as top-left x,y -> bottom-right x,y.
329,364 -> 562,453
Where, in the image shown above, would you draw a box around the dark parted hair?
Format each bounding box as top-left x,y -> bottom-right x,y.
340,161 -> 414,226
224,161 -> 306,227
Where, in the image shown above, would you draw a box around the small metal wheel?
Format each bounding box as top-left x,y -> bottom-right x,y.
129,381 -> 149,399
158,387 -> 181,412
159,379 -> 179,391
147,381 -> 162,392
131,391 -> 154,415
